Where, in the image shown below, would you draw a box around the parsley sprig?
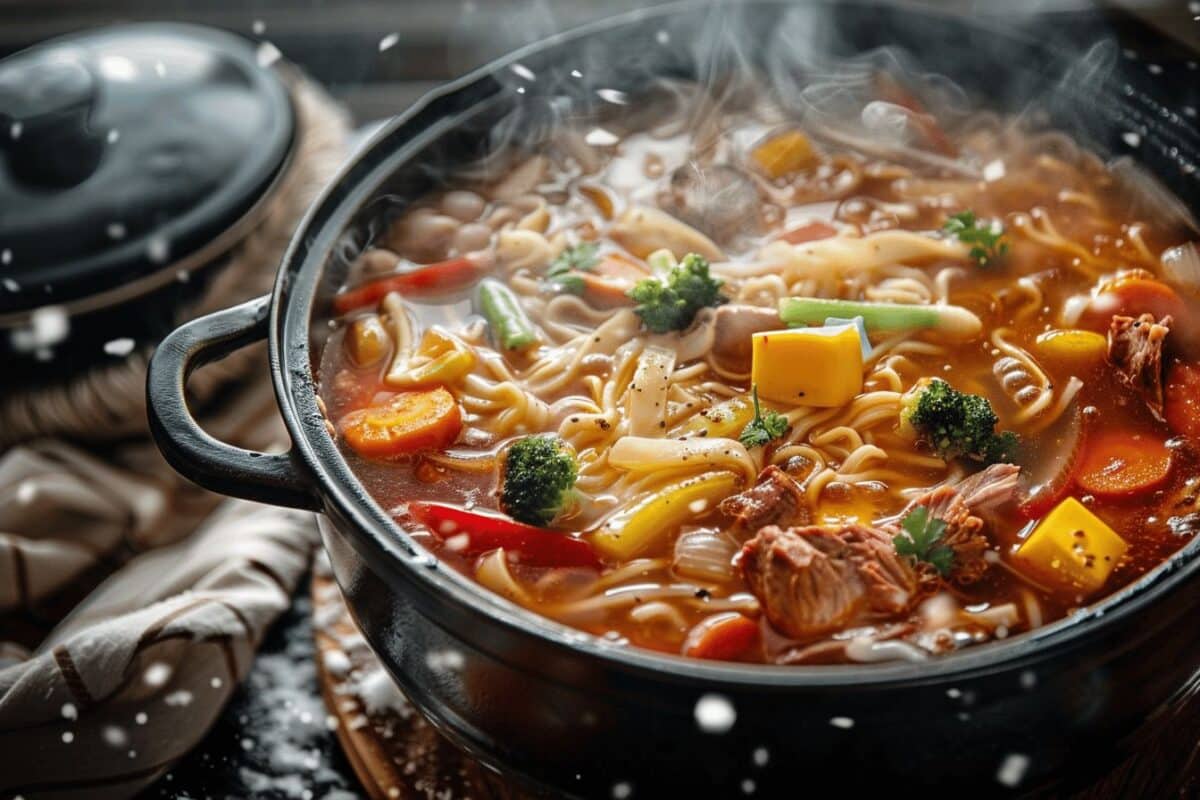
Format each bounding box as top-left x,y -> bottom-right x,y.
943,210 -> 1008,267
893,506 -> 954,576
547,242 -> 600,278
738,386 -> 788,448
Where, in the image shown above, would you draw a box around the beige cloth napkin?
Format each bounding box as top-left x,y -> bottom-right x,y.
0,382 -> 321,800
0,69 -> 349,800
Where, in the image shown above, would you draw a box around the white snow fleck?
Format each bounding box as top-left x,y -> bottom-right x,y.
694,693 -> 737,734
323,649 -> 351,678
597,88 -> 629,105
612,782 -> 633,799
61,731 -> 74,744
1019,670 -> 1037,690
143,662 -> 172,688
106,223 -> 126,240
996,753 -> 1031,787
102,725 -> 128,748
829,716 -> 854,729
585,128 -> 620,147
61,703 -> 77,720
356,668 -> 408,716
135,712 -> 148,725
741,779 -> 756,795
752,746 -> 769,766
164,690 -> 193,707
1122,131 -> 1142,148
425,648 -> 465,672
571,69 -> 583,78
147,235 -> 171,263
257,41 -> 282,67
655,30 -> 670,45
10,121 -> 22,140
510,63 -> 536,81
104,338 -> 136,357
252,19 -> 266,34
379,33 -> 399,52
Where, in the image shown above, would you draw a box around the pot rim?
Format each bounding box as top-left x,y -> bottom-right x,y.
271,0 -> 1200,690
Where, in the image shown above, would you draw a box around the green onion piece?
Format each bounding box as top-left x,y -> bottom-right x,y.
778,297 -> 981,340
646,248 -> 677,276
479,278 -> 538,350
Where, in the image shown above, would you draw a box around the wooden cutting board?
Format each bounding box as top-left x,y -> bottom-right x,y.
312,560 -> 1198,799
311,564 -> 527,800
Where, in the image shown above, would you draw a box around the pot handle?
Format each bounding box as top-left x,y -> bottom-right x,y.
147,295 -> 321,511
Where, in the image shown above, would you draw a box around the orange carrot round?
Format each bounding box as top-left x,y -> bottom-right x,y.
682,613 -> 760,661
1166,361 -> 1200,442
1075,429 -> 1174,499
338,387 -> 462,459
1084,277 -> 1186,330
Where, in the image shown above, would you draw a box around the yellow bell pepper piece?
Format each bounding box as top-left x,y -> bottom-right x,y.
751,130 -> 816,179
1034,329 -> 1107,369
387,328 -> 476,389
751,327 -> 863,407
673,397 -> 756,440
1012,497 -> 1128,595
591,471 -> 740,561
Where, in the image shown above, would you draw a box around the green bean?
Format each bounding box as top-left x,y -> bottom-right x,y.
479,278 -> 538,350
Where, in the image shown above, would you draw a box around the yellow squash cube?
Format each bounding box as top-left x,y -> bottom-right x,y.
1012,497 -> 1128,595
751,327 -> 864,407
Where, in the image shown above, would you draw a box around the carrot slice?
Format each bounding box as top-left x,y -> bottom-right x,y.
778,221 -> 838,245
338,387 -> 462,459
1083,277 -> 1186,331
1166,361 -> 1200,441
1075,429 -> 1174,499
682,613 -> 760,661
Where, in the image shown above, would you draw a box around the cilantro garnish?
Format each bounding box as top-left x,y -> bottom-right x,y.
893,506 -> 954,576
943,210 -> 1008,267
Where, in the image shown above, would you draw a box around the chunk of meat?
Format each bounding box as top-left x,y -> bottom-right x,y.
719,466 -> 808,533
712,304 -> 782,365
952,462 -> 1021,511
1108,313 -> 1172,421
739,524 -> 917,640
893,463 -> 1020,585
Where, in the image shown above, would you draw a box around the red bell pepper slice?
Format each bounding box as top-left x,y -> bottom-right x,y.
407,501 -> 601,569
333,253 -> 491,315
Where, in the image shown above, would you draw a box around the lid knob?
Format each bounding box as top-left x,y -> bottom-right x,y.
0,58 -> 105,188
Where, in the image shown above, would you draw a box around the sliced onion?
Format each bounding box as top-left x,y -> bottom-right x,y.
475,549 -> 532,605
1015,404 -> 1087,519
962,603 -> 1020,631
1162,242 -> 1200,291
628,345 -> 676,437
608,436 -> 757,484
423,450 -> 498,474
673,528 -> 739,583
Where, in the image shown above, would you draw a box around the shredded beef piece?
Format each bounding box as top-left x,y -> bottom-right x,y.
739,524 -> 917,640
719,465 -> 808,533
1108,313 -> 1171,421
952,463 -> 1021,511
892,463 -> 1020,585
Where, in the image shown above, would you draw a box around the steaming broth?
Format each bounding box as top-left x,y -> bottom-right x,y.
319,82 -> 1200,664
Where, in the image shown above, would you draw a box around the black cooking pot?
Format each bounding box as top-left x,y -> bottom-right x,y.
147,2 -> 1200,796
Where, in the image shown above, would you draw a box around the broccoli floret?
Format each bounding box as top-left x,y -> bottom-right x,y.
899,378 -> 1018,464
628,252 -> 726,333
500,435 -> 579,527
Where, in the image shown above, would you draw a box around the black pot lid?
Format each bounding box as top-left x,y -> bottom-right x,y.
0,23 -> 294,316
